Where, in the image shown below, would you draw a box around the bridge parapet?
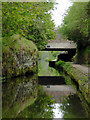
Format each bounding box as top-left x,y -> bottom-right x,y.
43,47 -> 76,51
46,42 -> 76,49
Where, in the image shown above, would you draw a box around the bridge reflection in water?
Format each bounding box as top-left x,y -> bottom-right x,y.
43,85 -> 76,103
38,76 -> 76,118
38,50 -> 76,103
38,76 -> 76,103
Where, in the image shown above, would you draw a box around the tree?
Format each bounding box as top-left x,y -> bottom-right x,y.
58,2 -> 89,47
58,2 -> 89,63
2,2 -> 56,50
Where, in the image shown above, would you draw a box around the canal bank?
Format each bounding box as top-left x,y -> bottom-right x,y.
55,61 -> 89,112
2,34 -> 39,118
2,34 -> 38,79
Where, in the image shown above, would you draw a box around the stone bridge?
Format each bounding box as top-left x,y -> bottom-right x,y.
43,30 -> 76,62
44,30 -> 76,50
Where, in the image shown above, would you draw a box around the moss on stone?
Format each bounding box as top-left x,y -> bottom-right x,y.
2,34 -> 38,78
55,61 -> 89,104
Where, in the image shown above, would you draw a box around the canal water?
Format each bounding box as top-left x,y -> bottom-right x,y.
2,51 -> 89,119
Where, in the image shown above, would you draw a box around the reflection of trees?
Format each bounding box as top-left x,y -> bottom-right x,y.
60,94 -> 88,118
38,51 -> 60,76
18,85 -> 55,118
2,74 -> 38,118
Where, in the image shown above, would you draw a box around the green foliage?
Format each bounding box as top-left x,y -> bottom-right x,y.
73,46 -> 89,64
64,62 -> 71,69
2,2 -> 56,50
56,60 -> 89,103
58,2 -> 89,64
55,60 -> 65,67
58,2 -> 89,47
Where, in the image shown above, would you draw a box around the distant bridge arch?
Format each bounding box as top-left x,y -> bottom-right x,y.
42,31 -> 76,62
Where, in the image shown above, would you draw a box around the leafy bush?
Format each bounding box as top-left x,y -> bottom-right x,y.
2,2 -> 56,50
55,60 -> 65,67
58,2 -> 89,64
58,2 -> 89,47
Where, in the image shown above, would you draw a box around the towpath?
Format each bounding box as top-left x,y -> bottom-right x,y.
71,63 -> 89,76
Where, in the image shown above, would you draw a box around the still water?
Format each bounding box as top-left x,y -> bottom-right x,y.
2,51 -> 89,119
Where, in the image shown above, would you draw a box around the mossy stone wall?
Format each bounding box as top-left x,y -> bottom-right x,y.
55,61 -> 89,104
2,34 -> 38,78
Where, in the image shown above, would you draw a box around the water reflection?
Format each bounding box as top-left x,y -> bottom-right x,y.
52,103 -> 63,118
38,51 -> 60,76
16,84 -> 88,119
60,94 -> 88,118
2,50 -> 89,119
17,85 -> 55,118
43,85 -> 76,103
44,85 -> 88,118
2,74 -> 38,118
38,51 -> 88,119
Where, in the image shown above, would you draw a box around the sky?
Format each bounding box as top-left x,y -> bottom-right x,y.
51,0 -> 73,27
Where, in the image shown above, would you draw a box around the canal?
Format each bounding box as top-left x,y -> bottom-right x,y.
2,51 -> 89,119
